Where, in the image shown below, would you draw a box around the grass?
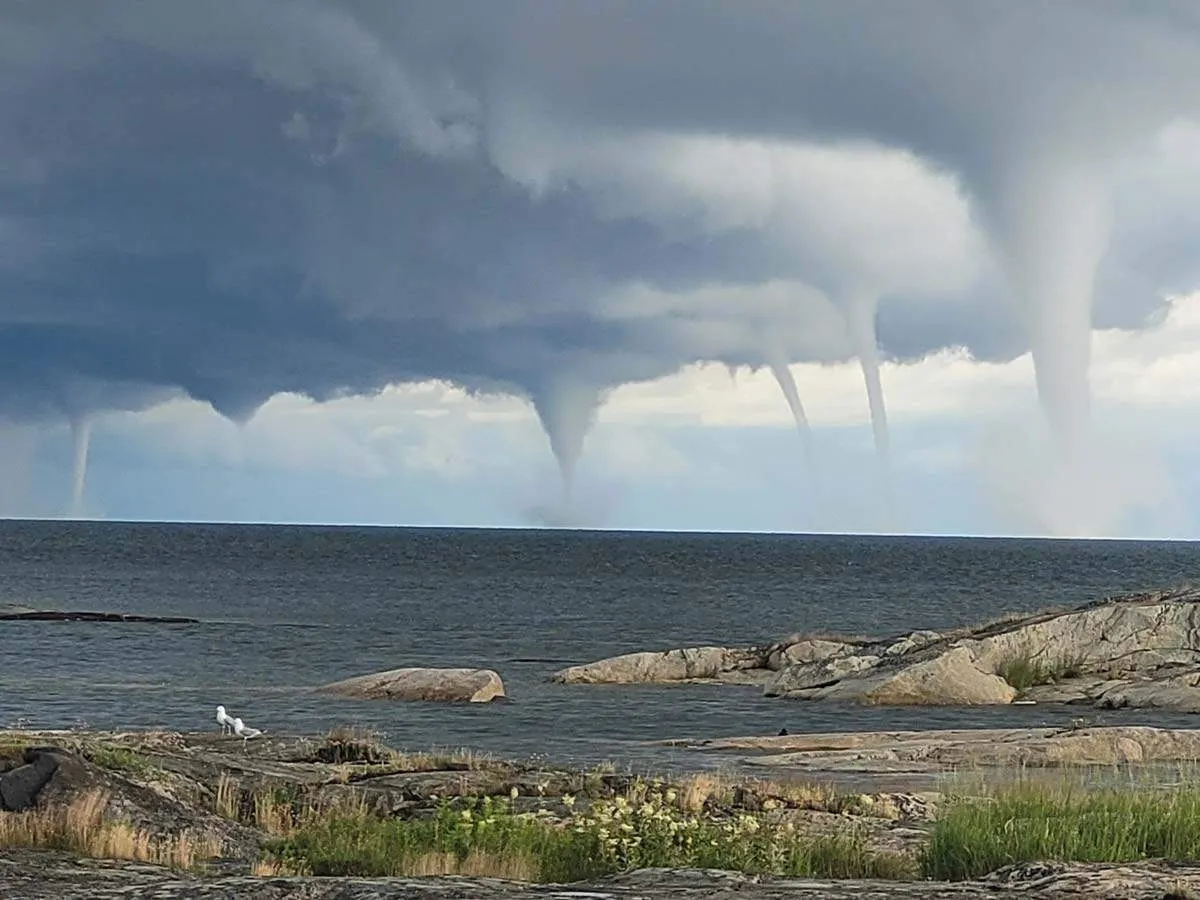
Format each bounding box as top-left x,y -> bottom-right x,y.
18,768 -> 1200,885
258,784 -> 915,882
245,755 -> 1200,885
210,746 -> 916,883
87,745 -> 155,777
0,788 -> 220,869
310,726 -> 486,777
995,649 -> 1086,692
923,781 -> 1200,880
22,725 -> 1200,886
215,772 -> 241,820
671,771 -> 842,814
313,725 -> 393,765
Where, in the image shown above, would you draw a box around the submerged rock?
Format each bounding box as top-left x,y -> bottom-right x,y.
0,610 -> 199,624
317,667 -> 506,702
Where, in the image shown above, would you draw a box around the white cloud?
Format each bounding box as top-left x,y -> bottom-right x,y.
88,291 -> 1200,536
107,292 -> 1200,465
492,126 -> 988,298
1091,293 -> 1200,409
102,382 -> 538,482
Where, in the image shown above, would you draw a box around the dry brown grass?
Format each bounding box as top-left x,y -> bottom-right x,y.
677,772 -> 722,812
259,840 -> 537,881
405,849 -> 538,880
253,788 -> 298,836
388,748 -> 484,771
214,771 -> 240,820
0,789 -> 221,869
252,856 -> 312,876
317,726 -> 485,775
671,771 -> 839,813
325,724 -> 385,746
750,777 -> 839,808
215,772 -> 367,839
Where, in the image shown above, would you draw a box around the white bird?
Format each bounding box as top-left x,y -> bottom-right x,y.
233,716 -> 264,748
216,705 -> 237,735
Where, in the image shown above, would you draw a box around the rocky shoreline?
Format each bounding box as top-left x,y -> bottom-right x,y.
13,586 -> 1200,712
552,586 -> 1200,712
3,725 -> 1200,897
9,586 -> 1200,897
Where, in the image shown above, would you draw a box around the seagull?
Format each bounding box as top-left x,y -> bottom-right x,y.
216,705 -> 237,735
233,717 -> 264,748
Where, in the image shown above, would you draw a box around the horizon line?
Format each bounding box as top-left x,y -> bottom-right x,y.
0,515 -> 1195,544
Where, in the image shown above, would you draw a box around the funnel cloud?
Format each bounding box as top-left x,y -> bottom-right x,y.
1,1 -> 1199,533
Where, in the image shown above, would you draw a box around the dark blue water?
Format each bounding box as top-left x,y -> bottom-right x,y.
2,521 -> 1199,771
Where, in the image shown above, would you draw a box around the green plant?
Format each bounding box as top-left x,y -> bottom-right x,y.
87,745 -> 153,777
996,650 -> 1086,692
922,782 -> 1200,880
262,786 -> 914,883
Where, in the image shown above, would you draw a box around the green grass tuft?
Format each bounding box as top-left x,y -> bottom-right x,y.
922,783 -> 1200,881
87,745 -> 154,777
996,650 -> 1086,692
262,791 -> 914,882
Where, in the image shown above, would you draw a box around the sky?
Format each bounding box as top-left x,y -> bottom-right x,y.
3,1 -> 1200,537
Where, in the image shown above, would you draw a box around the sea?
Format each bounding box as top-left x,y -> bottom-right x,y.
2,521 -> 1199,773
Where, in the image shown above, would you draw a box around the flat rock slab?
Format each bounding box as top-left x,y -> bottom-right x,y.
551,647 -> 769,685
661,725 -> 1200,785
0,610 -> 199,623
317,667 -> 506,702
3,855 -> 1200,899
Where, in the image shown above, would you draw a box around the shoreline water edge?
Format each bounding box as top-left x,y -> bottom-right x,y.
5,586 -> 1200,896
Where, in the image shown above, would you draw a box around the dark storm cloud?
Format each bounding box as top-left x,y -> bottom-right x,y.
0,0 -> 1197,449
0,37 -> 765,419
